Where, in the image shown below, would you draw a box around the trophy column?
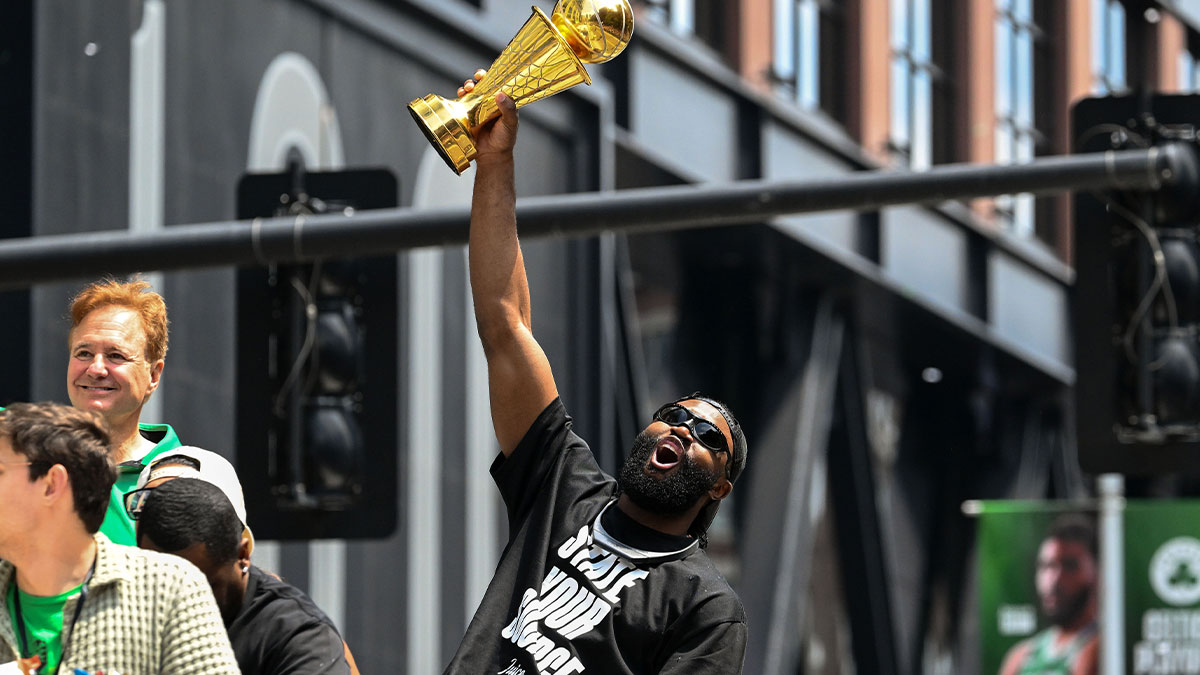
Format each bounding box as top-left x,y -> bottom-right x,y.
407,0 -> 634,175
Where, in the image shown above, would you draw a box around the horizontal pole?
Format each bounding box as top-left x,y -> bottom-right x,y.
0,144 -> 1194,290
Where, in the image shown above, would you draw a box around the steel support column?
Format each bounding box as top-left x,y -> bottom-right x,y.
830,323 -> 901,675
742,296 -> 844,675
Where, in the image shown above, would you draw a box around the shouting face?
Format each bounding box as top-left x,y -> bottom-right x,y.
617,400 -> 732,515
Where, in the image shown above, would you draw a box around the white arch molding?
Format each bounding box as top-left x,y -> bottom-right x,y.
247,52 -> 345,171
407,138 -> 501,675
129,0 -> 166,424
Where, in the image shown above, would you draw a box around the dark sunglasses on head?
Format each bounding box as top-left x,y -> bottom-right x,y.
653,404 -> 730,456
124,487 -> 156,520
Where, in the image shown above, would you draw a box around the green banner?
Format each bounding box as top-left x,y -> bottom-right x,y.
1124,501 -> 1200,675
977,501 -> 1099,674
977,499 -> 1200,674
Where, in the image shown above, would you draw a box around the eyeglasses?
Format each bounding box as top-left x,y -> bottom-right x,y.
124,487 -> 156,520
0,460 -> 40,471
653,404 -> 730,457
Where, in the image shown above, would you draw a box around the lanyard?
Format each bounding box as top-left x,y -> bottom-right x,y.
12,559 -> 95,675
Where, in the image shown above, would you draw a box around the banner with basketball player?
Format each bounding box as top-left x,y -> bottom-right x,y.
975,501 -> 1100,675
977,499 -> 1200,674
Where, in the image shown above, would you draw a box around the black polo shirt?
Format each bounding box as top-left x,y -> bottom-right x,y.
228,565 -> 351,674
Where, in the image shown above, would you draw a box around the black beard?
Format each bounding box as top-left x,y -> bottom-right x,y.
1044,585 -> 1094,627
617,430 -> 719,516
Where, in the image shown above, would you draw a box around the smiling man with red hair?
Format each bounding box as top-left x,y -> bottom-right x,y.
65,277 -> 181,545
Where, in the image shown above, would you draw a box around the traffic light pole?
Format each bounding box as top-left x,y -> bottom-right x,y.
0,143 -> 1195,289
1100,474 -> 1126,675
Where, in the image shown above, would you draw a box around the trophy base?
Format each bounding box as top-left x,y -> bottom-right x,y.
408,95 -> 476,176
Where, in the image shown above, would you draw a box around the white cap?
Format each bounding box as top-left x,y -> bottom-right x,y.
136,446 -> 255,553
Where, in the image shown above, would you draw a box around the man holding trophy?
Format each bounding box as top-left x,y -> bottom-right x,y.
433,3 -> 749,667
443,72 -> 749,675
413,4 -> 747,672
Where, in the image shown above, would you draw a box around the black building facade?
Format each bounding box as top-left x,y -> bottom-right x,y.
0,1 -> 1079,672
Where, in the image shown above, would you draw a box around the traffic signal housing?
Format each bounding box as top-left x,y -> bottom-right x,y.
1073,93 -> 1200,476
235,167 -> 399,539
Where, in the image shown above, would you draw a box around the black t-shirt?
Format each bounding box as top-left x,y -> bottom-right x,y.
228,565 -> 352,675
444,398 -> 747,675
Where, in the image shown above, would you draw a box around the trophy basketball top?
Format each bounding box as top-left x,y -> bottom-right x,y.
551,0 -> 634,64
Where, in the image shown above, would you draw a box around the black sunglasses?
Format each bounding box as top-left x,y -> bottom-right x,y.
653,404 -> 730,456
124,487 -> 156,520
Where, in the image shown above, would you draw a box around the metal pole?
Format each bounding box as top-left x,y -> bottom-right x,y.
0,144 -> 1194,289
1099,474 -> 1125,675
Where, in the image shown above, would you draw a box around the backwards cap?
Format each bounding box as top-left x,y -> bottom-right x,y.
136,446 -> 254,554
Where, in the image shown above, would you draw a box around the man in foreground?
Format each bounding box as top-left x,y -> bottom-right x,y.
65,278 -> 181,544
0,402 -> 237,674
999,515 -> 1099,675
443,72 -> 749,674
131,447 -> 355,674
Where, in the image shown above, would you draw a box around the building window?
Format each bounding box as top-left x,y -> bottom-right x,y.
994,0 -> 1047,237
890,0 -> 939,169
644,0 -> 728,55
770,0 -> 845,121
1092,0 -> 1127,93
644,0 -> 690,33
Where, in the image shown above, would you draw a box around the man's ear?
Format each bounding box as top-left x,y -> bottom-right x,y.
146,359 -> 165,397
237,535 -> 252,566
42,464 -> 71,503
708,477 -> 732,502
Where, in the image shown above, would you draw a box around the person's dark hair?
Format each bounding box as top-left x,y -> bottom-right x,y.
672,392 -> 749,548
0,402 -> 114,533
1046,513 -> 1098,560
136,478 -> 241,566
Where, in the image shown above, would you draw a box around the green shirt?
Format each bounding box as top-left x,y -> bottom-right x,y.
1017,624 -> 1098,675
98,423 -> 181,546
5,582 -> 81,675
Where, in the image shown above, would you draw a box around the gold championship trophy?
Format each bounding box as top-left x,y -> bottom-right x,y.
408,0 -> 634,175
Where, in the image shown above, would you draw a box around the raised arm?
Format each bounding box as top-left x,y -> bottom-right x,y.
466,74 -> 558,456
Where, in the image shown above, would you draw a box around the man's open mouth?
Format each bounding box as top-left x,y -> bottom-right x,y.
649,435 -> 683,471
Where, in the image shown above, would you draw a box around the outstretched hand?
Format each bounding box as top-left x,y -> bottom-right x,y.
459,69 -> 518,162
